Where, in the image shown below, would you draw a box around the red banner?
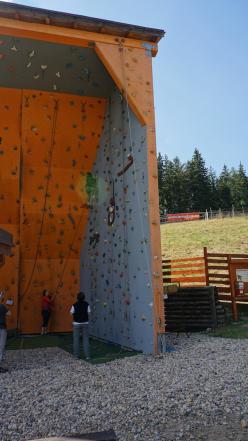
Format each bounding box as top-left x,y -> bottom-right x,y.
165,212 -> 200,223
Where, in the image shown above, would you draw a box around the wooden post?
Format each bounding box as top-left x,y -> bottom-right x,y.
203,246 -> 209,286
228,256 -> 238,321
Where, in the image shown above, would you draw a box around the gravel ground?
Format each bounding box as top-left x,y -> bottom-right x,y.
1,334 -> 248,441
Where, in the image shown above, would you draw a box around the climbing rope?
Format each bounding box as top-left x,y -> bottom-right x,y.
20,98 -> 59,301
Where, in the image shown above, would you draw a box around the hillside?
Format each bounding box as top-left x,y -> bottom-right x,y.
160,217 -> 248,258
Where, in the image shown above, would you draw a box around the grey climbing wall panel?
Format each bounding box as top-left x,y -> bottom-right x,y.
0,35 -> 114,97
81,88 -> 154,354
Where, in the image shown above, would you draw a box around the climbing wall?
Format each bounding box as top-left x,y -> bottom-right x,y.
0,30 -> 164,349
0,87 -> 106,333
0,88 -> 21,330
81,89 -> 155,353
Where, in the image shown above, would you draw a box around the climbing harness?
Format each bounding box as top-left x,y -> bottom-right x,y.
107,181 -> 116,226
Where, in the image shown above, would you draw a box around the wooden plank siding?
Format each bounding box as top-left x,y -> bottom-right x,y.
162,256 -> 206,287
162,248 -> 248,323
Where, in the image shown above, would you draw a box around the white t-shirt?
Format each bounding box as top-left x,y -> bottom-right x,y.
70,304 -> 91,325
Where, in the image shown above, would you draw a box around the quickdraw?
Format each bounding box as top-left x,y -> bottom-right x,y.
117,154 -> 133,177
107,181 -> 116,226
89,232 -> 100,249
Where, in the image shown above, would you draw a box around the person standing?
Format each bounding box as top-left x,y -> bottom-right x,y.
0,291 -> 11,373
70,292 -> 90,360
41,290 -> 54,335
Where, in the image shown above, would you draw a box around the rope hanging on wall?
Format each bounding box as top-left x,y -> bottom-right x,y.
20,98 -> 59,300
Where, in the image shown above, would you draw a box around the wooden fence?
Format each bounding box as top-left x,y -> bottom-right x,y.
162,247 -> 248,320
162,256 -> 206,286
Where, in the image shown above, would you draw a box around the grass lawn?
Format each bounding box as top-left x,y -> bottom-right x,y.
161,217 -> 248,258
209,320 -> 248,339
6,333 -> 138,364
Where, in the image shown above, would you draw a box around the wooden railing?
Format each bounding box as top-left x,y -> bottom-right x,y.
204,248 -> 231,299
163,256 -> 206,286
162,247 -> 248,320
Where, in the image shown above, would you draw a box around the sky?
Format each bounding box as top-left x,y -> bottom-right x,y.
2,0 -> 248,173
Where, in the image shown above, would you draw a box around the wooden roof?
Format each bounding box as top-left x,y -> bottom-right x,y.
0,2 -> 165,43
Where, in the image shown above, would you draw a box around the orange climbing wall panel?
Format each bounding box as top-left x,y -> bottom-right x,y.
0,87 -> 106,333
0,88 -> 21,330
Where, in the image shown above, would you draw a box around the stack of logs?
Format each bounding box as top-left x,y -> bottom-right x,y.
164,286 -> 225,332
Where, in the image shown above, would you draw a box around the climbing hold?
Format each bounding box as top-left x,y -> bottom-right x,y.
67,213 -> 75,225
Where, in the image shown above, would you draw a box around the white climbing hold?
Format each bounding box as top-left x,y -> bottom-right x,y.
41,65 -> 48,70
26,61 -> 32,68
33,74 -> 40,80
29,50 -> 35,58
11,45 -> 18,52
56,72 -> 61,78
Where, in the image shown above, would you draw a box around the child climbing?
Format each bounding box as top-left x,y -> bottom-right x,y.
41,290 -> 54,335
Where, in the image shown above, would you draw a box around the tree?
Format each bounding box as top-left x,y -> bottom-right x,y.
165,157 -> 188,212
229,163 -> 248,210
217,165 -> 232,210
157,153 -> 166,213
208,166 -> 219,210
157,149 -> 248,213
185,148 -> 211,211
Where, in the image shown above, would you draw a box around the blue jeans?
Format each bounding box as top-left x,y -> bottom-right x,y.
0,328 -> 7,365
73,323 -> 90,358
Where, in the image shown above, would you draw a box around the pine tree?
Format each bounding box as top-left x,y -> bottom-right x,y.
217,165 -> 232,210
208,167 -> 219,210
229,163 -> 248,210
157,153 -> 166,213
170,157 -> 188,212
185,148 -> 211,211
157,149 -> 248,214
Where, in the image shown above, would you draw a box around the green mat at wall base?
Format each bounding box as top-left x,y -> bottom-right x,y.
6,333 -> 138,364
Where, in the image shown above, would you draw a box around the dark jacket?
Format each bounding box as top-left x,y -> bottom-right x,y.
73,300 -> 89,323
